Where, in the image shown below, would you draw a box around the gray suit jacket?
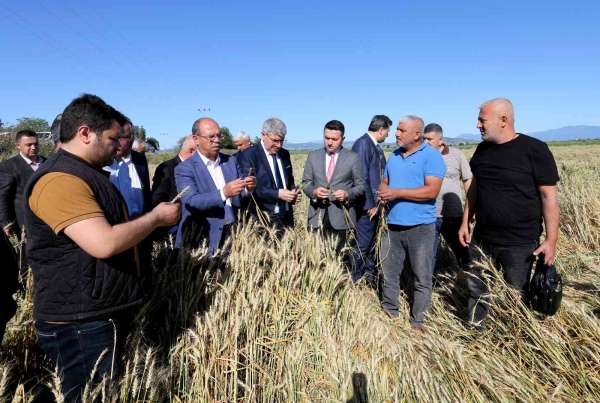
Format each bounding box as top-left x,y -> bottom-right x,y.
301,147 -> 365,230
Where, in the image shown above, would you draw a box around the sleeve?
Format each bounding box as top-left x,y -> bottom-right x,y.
458,150 -> 473,181
531,142 -> 559,185
425,151 -> 446,178
28,173 -> 105,234
301,153 -> 316,198
0,163 -> 16,228
384,160 -> 389,181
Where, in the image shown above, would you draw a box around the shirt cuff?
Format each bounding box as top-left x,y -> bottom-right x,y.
220,189 -> 227,202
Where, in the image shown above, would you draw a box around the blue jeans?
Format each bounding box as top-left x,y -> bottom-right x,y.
35,316 -> 130,402
381,223 -> 435,324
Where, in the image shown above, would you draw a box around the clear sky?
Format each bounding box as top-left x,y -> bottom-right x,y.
1,0 -> 599,147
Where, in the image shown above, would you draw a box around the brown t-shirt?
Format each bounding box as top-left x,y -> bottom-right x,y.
29,172 -> 106,234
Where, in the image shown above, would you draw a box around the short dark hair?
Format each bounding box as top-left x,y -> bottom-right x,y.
50,114 -> 62,144
368,115 -> 392,132
60,94 -> 122,143
15,129 -> 38,143
424,123 -> 443,134
324,120 -> 345,135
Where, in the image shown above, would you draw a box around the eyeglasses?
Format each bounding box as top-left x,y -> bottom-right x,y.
264,134 -> 284,145
198,134 -> 223,142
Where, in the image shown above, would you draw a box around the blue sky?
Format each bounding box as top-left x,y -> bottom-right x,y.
1,1 -> 599,147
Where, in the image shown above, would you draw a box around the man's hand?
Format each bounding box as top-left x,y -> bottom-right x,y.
152,202 -> 180,227
279,189 -> 298,203
332,189 -> 348,202
533,239 -> 557,265
223,179 -> 246,198
377,184 -> 397,202
244,176 -> 256,192
312,187 -> 329,200
3,225 -> 13,237
367,207 -> 378,220
291,188 -> 302,204
458,222 -> 471,247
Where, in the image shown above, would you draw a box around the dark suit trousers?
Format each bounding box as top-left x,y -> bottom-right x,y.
355,213 -> 378,281
315,211 -> 359,279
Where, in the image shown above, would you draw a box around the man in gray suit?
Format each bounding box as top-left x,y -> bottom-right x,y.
302,120 -> 365,277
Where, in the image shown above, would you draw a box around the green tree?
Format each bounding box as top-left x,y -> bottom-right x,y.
14,117 -> 50,132
134,125 -> 147,140
145,137 -> 160,152
220,127 -> 234,149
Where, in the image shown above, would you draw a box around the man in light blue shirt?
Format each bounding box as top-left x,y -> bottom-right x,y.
378,115 -> 446,330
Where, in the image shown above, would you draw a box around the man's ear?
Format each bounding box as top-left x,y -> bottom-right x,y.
500,115 -> 508,127
77,126 -> 92,144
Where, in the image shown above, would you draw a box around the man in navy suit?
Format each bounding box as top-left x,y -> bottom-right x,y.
175,118 -> 256,255
351,115 -> 392,284
104,119 -> 152,220
237,117 -> 300,230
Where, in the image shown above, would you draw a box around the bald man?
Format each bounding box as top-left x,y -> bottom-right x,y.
459,98 -> 560,328
175,118 -> 256,254
151,135 -> 196,207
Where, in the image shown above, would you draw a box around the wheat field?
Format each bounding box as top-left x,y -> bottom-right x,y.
1,143 -> 600,402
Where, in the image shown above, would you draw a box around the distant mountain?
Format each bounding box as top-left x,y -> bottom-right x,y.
529,125 -> 600,141
285,126 -> 600,150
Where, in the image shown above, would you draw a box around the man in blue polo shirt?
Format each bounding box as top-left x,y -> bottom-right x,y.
378,115 -> 446,330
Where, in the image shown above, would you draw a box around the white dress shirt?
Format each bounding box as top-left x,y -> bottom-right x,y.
104,154 -> 143,189
261,140 -> 287,213
20,153 -> 41,171
198,151 -> 232,206
367,133 -> 379,146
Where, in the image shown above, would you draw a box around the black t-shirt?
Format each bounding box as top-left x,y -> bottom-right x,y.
470,134 -> 559,245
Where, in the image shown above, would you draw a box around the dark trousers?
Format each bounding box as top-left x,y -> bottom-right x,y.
381,223 -> 435,325
432,217 -> 470,272
355,213 -> 378,282
465,238 -> 537,324
35,314 -> 132,402
314,212 -> 358,277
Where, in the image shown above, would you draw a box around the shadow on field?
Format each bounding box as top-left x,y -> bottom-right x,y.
346,372 -> 368,403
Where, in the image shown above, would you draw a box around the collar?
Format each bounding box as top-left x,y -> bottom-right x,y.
260,139 -> 275,157
399,141 -> 427,158
197,150 -> 220,166
366,132 -> 379,146
20,153 -> 38,165
325,145 -> 343,156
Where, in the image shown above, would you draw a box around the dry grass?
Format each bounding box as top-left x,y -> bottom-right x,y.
1,144 -> 600,402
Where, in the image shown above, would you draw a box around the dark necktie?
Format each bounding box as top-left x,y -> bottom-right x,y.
271,154 -> 284,189
271,153 -> 287,214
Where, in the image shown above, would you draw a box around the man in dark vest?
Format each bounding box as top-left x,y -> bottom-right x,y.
24,94 -> 180,402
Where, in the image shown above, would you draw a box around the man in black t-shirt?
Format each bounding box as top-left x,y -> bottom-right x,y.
458,98 -> 560,326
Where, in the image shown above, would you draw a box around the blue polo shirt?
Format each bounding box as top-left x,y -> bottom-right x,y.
384,143 -> 446,226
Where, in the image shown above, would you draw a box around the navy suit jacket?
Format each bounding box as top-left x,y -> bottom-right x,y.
130,150 -> 152,214
351,133 -> 386,211
237,144 -> 295,214
174,152 -> 243,253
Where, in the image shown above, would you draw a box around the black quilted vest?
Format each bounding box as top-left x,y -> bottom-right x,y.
24,149 -> 143,322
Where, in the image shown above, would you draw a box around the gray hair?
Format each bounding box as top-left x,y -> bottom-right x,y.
398,115 -> 425,131
132,138 -> 144,148
180,135 -> 194,150
262,117 -> 287,137
234,130 -> 250,141
480,97 -> 515,122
